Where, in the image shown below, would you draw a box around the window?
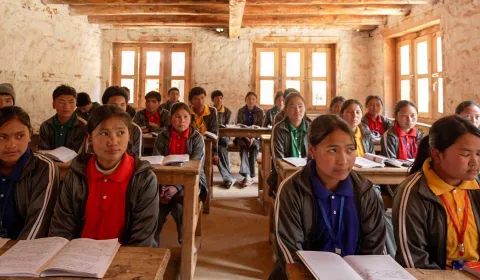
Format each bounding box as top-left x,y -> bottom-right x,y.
112,43 -> 191,108
396,26 -> 443,120
253,43 -> 335,111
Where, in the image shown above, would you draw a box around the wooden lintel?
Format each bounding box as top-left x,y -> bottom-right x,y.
42,0 -> 228,5
88,15 -> 229,25
245,4 -> 410,16
229,0 -> 246,38
70,4 -> 229,16
246,0 -> 436,4
242,15 -> 386,26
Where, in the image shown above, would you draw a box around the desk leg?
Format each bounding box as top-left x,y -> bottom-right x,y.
261,141 -> 272,216
204,141 -> 213,214
181,174 -> 200,280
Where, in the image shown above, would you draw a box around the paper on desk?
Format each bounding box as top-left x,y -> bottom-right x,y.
344,255 -> 416,280
283,157 -> 307,167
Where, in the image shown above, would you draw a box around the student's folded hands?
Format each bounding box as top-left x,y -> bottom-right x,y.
160,185 -> 179,204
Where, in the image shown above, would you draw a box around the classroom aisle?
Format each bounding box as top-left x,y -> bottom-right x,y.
160,166 -> 276,279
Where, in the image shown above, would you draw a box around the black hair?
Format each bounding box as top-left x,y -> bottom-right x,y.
455,101 -> 480,115
245,91 -> 257,101
170,102 -> 191,116
340,99 -> 363,114
284,92 -> 305,107
365,95 -> 384,107
188,87 -> 206,101
211,90 -> 223,101
102,86 -> 129,105
274,91 -> 284,102
0,106 -> 33,135
121,86 -> 130,94
76,92 -> 92,107
329,96 -> 346,112
409,115 -> 480,174
87,105 -> 132,135
394,100 -> 418,116
145,91 -> 161,102
52,84 -> 76,101
283,88 -> 299,99
308,114 -> 357,149
168,87 -> 179,95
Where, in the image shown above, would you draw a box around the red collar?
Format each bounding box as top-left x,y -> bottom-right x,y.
171,126 -> 190,139
145,110 -> 159,118
366,113 -> 382,122
394,122 -> 416,137
87,154 -> 135,183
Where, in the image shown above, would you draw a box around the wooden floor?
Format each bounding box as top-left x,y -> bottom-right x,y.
160,167 -> 275,280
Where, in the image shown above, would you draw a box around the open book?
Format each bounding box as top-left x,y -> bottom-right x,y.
0,237 -> 120,278
203,131 -> 218,140
141,154 -> 190,166
355,153 -> 407,168
38,146 -> 77,163
283,157 -> 307,167
297,251 -> 416,280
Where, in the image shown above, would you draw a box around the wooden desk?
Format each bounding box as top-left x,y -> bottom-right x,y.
143,133 -> 156,149
203,138 -> 214,214
0,240 -> 171,280
219,127 -> 272,138
30,133 -> 40,153
260,135 -> 272,216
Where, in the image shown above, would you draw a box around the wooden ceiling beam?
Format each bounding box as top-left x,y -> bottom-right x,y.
42,0 -> 228,5
88,15 -> 229,26
103,24 -> 377,31
242,15 -> 386,26
245,4 -> 410,15
70,4 -> 229,16
229,0 -> 246,38
246,0 -> 435,4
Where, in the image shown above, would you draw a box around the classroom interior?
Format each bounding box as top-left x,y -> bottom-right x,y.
1,0 -> 479,279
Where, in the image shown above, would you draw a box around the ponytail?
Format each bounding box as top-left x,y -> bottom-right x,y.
409,136 -> 430,175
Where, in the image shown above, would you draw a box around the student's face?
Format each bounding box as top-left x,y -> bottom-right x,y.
285,96 -> 305,125
169,90 -> 180,102
145,98 -> 160,113
396,105 -> 417,131
191,94 -> 206,110
331,101 -> 343,115
171,108 -> 191,133
309,129 -> 356,182
107,96 -> 127,112
0,95 -> 14,108
213,96 -> 223,108
459,106 -> 480,128
77,103 -> 92,114
367,98 -> 382,117
341,104 -> 362,128
0,119 -> 31,166
246,95 -> 257,108
275,96 -> 285,110
53,95 -> 76,119
89,116 -> 130,166
432,133 -> 480,182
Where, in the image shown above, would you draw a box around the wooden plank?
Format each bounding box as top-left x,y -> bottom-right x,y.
70,4 -> 229,16
219,127 -> 272,138
244,5 -> 410,16
43,0 -> 228,4
246,0 -> 436,4
203,138 -> 213,214
229,0 -> 246,38
242,15 -> 387,26
88,14 -> 229,25
261,135 -> 272,216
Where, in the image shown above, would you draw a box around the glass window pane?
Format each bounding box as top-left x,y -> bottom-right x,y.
285,80 -> 300,92
146,51 -> 160,76
260,52 -> 275,77
121,51 -> 135,75
260,80 -> 274,105
401,80 -> 410,101
312,81 -> 327,106
438,78 -> 444,113
286,52 -> 301,77
145,79 -> 160,95
400,45 -> 410,75
312,52 -> 327,78
417,41 -> 429,75
171,80 -> 185,101
437,37 -> 443,72
417,78 -> 429,113
172,52 -> 186,76
121,78 -> 134,103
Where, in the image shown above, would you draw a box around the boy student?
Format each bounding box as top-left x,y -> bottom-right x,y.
75,92 -> 101,121
121,86 -> 137,119
39,85 -> 87,152
211,90 -> 235,188
133,91 -> 170,133
102,86 -> 143,157
160,87 -> 180,112
263,91 -> 284,127
0,83 -> 15,108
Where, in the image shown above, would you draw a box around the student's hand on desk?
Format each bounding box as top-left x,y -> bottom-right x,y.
212,155 -> 219,165
160,186 -> 178,204
149,122 -> 159,128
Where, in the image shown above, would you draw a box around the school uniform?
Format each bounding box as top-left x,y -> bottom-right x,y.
190,105 -> 219,155
75,102 -> 101,121
159,100 -> 178,113
273,111 -> 286,126
263,106 -> 282,127
216,106 -> 235,183
133,108 -> 170,133
361,114 -> 393,136
126,105 -> 136,119
393,158 -> 480,269
49,153 -> 159,247
354,124 -> 375,157
271,160 -> 386,279
381,123 -> 425,160
0,149 -> 59,240
235,105 -> 265,177
39,113 -> 87,152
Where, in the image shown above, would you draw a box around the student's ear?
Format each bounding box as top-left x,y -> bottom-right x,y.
52,101 -> 56,110
308,144 -> 315,156
430,147 -> 442,164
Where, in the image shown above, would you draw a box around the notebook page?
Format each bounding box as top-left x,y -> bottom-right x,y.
141,156 -> 165,166
344,255 -> 416,280
49,147 -> 77,163
355,157 -> 384,168
297,251 -> 362,280
283,157 -> 307,167
164,154 -> 190,165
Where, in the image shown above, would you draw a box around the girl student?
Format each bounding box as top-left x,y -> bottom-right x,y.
329,96 -> 346,116
273,88 -> 299,126
235,91 -> 265,187
153,102 -> 207,243
381,100 -> 424,160
0,106 -> 59,240
270,115 -> 386,280
456,101 -> 480,128
49,105 -> 159,247
340,99 -> 375,156
361,95 -> 393,137
267,92 -> 311,198
393,115 -> 480,269
263,91 -> 285,127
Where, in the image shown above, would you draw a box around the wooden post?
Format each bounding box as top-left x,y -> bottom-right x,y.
229,0 -> 246,38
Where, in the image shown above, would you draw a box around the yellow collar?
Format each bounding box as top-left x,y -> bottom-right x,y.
217,106 -> 225,113
354,126 -> 362,139
190,105 -> 211,117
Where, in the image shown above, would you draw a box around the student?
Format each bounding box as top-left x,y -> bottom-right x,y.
270,115 -> 386,280
381,100 -> 424,160
393,115 -> 480,269
39,85 -> 87,152
121,86 -> 137,119
154,102 -> 207,243
268,92 -> 311,198
361,95 -> 393,136
235,92 -> 265,187
273,88 -> 299,126
456,101 -> 480,128
133,91 -> 170,133
329,96 -> 346,115
0,106 -> 59,240
102,86 -> 143,157
75,92 -> 101,121
212,90 -> 235,188
0,83 -> 15,108
263,91 -> 284,127
340,99 -> 374,156
49,105 -> 159,247
160,87 -> 180,112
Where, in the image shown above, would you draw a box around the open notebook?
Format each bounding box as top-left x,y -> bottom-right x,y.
38,147 -> 77,163
141,154 -> 190,166
297,251 -> 416,280
283,157 -> 307,167
0,237 -> 120,278
355,153 -> 408,168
